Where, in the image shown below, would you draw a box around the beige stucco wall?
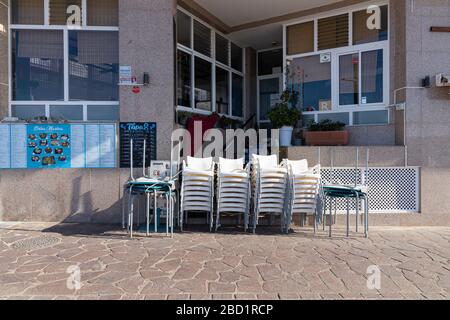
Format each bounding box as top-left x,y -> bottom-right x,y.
0,0 -> 8,119
0,0 -> 177,223
119,0 -> 176,160
402,0 -> 450,215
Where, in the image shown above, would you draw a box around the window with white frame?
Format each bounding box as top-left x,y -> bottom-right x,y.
176,8 -> 245,119
10,0 -> 119,122
284,3 -> 389,126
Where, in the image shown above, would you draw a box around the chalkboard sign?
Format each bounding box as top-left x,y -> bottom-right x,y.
119,122 -> 157,168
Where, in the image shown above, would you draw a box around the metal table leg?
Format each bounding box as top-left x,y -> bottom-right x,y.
154,191 -> 158,233
122,186 -> 127,229
365,196 -> 369,238
130,193 -> 134,238
166,193 -> 169,237
329,197 -> 333,238
346,197 -> 350,237
146,192 -> 150,236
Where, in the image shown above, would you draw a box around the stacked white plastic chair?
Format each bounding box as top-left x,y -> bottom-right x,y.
285,159 -> 321,233
251,154 -> 288,234
180,157 -> 215,231
216,158 -> 251,231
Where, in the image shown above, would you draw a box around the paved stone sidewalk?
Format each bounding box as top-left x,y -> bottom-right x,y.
1,223 -> 450,300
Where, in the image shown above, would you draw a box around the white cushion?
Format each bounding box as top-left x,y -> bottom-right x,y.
186,157 -> 214,171
219,158 -> 244,173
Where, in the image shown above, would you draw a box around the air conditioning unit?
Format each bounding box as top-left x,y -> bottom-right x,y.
436,74 -> 450,87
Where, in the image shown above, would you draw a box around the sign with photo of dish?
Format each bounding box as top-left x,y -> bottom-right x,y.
27,124 -> 72,169
0,123 -> 117,170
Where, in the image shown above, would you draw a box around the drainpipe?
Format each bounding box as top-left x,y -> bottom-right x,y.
392,86 -> 427,167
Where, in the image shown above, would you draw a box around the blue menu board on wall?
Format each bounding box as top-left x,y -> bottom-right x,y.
0,123 -> 117,169
27,124 -> 71,169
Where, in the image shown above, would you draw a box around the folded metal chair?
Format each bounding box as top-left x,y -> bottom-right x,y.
180,157 -> 215,231
216,158 -> 250,232
285,159 -> 321,233
251,154 -> 288,234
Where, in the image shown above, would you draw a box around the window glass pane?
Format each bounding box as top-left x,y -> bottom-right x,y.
318,14 -> 349,50
361,50 -> 383,104
177,10 -> 191,48
87,0 -> 118,26
353,110 -> 388,125
194,57 -> 211,111
258,49 -> 282,76
232,74 -> 243,118
287,55 -> 331,111
69,31 -> 119,101
87,105 -> 119,121
50,0 -> 82,25
12,105 -> 46,120
259,77 -> 279,121
12,0 -> 45,25
287,21 -> 314,55
216,67 -> 229,115
177,50 -> 191,108
318,112 -> 349,125
353,5 -> 388,45
50,105 -> 83,120
231,43 -> 243,71
12,30 -> 64,101
194,20 -> 211,57
215,34 -> 229,66
339,53 -> 359,106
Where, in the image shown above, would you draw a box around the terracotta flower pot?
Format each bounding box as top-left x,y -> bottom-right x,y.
304,130 -> 349,146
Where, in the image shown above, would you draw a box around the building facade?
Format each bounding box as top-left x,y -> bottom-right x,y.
0,0 -> 449,225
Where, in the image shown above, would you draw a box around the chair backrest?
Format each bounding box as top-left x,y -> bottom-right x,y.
219,158 -> 244,173
186,157 -> 214,171
287,159 -> 309,175
252,154 -> 278,169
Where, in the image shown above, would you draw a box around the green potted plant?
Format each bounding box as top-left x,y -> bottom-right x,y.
304,119 -> 349,146
267,90 -> 301,147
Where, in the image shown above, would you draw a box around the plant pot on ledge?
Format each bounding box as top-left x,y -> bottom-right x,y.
267,90 -> 301,148
304,120 -> 349,146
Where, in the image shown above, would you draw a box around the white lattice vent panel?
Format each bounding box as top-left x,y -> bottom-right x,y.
321,167 -> 420,213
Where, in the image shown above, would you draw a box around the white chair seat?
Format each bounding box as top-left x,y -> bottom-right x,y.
220,170 -> 248,177
183,169 -> 214,177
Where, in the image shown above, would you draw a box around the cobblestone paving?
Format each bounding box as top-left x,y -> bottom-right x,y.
1,223 -> 450,300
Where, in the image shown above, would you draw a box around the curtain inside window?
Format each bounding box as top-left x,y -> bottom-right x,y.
287,21 -> 314,55
50,0 -> 82,25
215,34 -> 229,66
77,31 -> 119,64
353,6 -> 388,45
12,0 -> 45,25
318,14 -> 349,50
87,0 -> 118,26
194,20 -> 211,57
17,30 -> 64,59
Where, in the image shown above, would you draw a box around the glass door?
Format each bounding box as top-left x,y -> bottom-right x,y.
258,75 -> 282,124
338,51 -> 360,107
